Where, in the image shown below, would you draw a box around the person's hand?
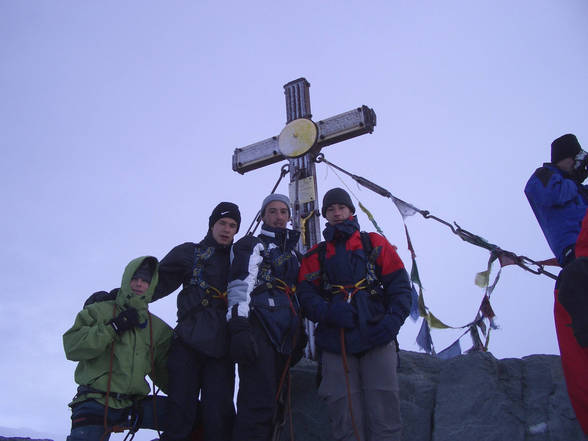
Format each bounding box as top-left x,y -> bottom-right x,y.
324,299 -> 355,328
228,316 -> 258,365
110,307 -> 140,335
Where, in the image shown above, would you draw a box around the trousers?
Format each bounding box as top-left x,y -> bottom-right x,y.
67,396 -> 167,441
232,318 -> 290,441
318,342 -> 401,441
161,336 -> 235,441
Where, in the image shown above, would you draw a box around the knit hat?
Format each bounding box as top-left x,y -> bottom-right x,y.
209,202 -> 241,232
260,194 -> 291,217
132,258 -> 155,283
321,188 -> 355,217
551,134 -> 582,164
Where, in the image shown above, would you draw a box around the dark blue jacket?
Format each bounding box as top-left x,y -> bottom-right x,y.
297,217 -> 412,355
525,164 -> 588,265
227,225 -> 301,354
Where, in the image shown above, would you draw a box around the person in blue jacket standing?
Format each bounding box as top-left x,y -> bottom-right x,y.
525,133 -> 588,434
525,133 -> 588,266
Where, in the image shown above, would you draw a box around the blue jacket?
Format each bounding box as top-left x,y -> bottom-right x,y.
227,224 -> 301,354
525,164 -> 588,265
297,217 -> 412,355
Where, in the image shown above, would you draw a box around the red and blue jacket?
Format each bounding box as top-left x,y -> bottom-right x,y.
297,216 -> 411,355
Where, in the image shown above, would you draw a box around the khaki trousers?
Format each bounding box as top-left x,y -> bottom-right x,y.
318,342 -> 401,441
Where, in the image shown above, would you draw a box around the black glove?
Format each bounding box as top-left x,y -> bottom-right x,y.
228,316 -> 258,365
109,307 -> 140,335
324,299 -> 355,328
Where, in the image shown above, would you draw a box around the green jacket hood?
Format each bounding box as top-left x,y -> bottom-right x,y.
116,256 -> 159,317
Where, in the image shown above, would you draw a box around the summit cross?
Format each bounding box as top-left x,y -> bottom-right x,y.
232,77 -> 377,254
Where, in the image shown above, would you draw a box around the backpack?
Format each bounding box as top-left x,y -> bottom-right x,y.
83,289 -> 119,308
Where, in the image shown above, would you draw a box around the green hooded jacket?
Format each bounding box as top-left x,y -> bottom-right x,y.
63,256 -> 173,409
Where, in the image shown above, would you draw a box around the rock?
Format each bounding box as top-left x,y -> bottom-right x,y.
280,350 -> 587,441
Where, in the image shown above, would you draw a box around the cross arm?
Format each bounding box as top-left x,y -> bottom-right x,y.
232,105 -> 377,174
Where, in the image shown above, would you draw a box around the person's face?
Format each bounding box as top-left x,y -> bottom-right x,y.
262,201 -> 290,228
130,278 -> 150,295
211,217 -> 239,245
556,157 -> 575,174
325,204 -> 352,225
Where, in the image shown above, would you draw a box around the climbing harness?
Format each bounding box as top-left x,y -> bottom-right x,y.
307,231 -> 382,301
188,245 -> 228,308
253,243 -> 300,315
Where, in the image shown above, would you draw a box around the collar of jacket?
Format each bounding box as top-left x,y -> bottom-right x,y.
543,162 -> 573,180
323,216 -> 360,242
260,224 -> 300,250
201,230 -> 232,252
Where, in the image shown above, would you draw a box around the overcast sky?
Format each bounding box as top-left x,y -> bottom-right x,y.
2,1 -> 587,439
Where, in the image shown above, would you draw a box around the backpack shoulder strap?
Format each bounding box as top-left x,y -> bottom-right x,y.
190,244 -> 214,287
360,231 -> 381,288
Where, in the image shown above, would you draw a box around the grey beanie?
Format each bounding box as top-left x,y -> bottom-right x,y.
260,194 -> 291,217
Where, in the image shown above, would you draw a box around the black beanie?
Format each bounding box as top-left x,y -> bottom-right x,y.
321,188 -> 355,217
551,134 -> 581,164
209,202 -> 241,232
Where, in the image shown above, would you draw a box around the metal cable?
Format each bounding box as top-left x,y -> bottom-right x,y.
315,153 -> 558,280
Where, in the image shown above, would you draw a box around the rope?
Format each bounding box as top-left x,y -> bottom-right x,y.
339,329 -> 362,441
148,313 -> 161,438
100,305 -> 123,441
272,330 -> 298,441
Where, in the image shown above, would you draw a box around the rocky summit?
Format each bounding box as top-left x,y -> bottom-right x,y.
280,350 -> 587,441
5,351 -> 586,441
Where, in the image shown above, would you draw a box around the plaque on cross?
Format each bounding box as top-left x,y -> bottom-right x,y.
232,77 -> 377,255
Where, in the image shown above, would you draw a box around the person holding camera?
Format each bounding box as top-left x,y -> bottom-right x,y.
525,133 -> 588,434
525,133 -> 588,266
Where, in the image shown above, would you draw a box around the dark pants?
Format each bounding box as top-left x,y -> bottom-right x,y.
162,336 -> 235,441
233,319 -> 289,441
67,396 -> 167,441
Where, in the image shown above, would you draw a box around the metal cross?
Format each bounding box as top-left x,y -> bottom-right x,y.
232,77 -> 377,254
